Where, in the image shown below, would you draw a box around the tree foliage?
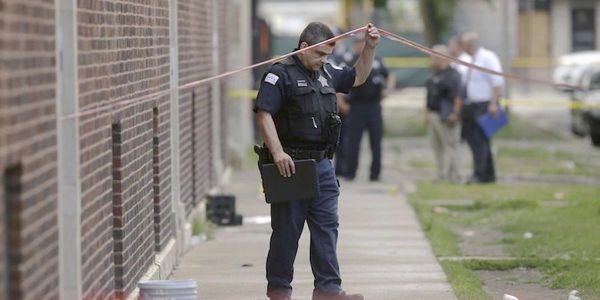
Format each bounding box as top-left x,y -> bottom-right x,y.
419,0 -> 457,46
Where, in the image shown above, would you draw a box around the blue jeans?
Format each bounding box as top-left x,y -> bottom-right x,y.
266,159 -> 341,297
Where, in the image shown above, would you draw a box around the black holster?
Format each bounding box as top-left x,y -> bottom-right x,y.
254,144 -> 273,165
325,113 -> 342,158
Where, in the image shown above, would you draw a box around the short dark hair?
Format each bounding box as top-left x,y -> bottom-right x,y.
297,22 -> 335,48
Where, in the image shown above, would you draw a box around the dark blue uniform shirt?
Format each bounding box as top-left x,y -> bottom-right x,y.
254,55 -> 356,115
347,55 -> 389,104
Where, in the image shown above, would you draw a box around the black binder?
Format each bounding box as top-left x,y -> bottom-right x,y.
258,159 -> 319,204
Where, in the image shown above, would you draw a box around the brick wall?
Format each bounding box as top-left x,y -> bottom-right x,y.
110,106 -> 155,297
0,0 -> 59,299
0,0 -> 233,297
177,0 -> 214,217
77,0 -> 171,297
153,102 -> 173,252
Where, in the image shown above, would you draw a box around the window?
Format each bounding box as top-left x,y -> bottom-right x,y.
4,164 -> 22,299
589,71 -> 600,90
571,8 -> 596,52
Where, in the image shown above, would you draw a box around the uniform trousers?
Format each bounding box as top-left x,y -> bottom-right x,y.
266,159 -> 342,297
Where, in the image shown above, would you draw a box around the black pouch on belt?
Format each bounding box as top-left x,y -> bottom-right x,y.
324,113 -> 342,157
254,144 -> 273,165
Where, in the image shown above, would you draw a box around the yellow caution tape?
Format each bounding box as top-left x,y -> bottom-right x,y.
382,57 -> 431,68
510,57 -> 556,68
500,98 -> 600,110
267,56 -> 557,69
228,89 -> 258,99
383,56 -> 557,69
227,92 -> 600,110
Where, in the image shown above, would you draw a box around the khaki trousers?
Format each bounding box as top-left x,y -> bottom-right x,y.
428,113 -> 461,182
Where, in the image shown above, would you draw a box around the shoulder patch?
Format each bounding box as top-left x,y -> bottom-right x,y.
264,73 -> 279,85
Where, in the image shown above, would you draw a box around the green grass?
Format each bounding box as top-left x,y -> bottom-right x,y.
539,260 -> 600,296
495,113 -> 562,140
411,198 -> 461,257
441,261 -> 492,300
501,195 -> 600,260
407,158 -> 435,170
497,146 -> 600,177
383,107 -> 427,137
410,182 -> 600,299
460,258 -> 540,271
192,217 -> 216,239
402,144 -> 600,177
382,108 -> 562,140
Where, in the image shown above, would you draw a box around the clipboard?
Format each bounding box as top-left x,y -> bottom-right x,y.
477,109 -> 508,139
258,159 -> 319,204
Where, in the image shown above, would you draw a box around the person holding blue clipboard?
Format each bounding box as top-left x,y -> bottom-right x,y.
460,32 -> 506,184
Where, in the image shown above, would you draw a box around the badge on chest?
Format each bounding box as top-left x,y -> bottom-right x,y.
317,75 -> 329,87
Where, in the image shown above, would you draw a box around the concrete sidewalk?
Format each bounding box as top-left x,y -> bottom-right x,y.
171,168 -> 455,300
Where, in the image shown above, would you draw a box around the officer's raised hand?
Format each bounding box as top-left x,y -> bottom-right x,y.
273,150 -> 295,178
365,23 -> 380,48
353,24 -> 380,87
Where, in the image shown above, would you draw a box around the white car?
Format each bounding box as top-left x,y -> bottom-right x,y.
571,63 -> 600,146
553,51 -> 600,94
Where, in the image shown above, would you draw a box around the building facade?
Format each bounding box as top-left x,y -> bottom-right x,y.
0,0 -> 253,299
453,0 -> 599,87
549,0 -> 600,56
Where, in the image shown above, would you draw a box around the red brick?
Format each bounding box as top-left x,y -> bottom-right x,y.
1,0 -> 229,297
0,0 -> 58,298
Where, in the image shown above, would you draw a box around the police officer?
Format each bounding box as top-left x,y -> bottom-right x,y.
342,35 -> 395,181
254,22 -> 380,300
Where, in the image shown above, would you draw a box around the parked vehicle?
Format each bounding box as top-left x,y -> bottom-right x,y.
553,51 -> 600,95
570,63 -> 600,146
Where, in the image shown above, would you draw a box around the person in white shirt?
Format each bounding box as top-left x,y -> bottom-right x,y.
460,32 -> 504,184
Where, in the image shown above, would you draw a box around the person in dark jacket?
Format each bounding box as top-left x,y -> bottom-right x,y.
425,45 -> 463,182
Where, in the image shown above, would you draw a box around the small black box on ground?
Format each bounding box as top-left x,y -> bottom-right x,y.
206,194 -> 243,226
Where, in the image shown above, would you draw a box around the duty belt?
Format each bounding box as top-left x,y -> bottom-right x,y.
283,147 -> 328,160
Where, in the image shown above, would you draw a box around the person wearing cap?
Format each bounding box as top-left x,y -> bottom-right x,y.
340,34 -> 395,182
254,22 -> 380,300
425,45 -> 463,183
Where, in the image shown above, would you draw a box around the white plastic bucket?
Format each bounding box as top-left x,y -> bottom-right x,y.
138,280 -> 197,300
